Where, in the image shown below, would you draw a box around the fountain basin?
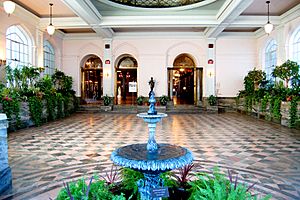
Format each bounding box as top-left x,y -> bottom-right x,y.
111,143 -> 193,171
137,113 -> 167,123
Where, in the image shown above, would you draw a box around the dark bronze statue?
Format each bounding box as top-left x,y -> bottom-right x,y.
148,77 -> 155,97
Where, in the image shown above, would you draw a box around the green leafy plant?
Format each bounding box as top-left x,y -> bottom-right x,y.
289,97 -> 299,128
121,168 -> 144,196
260,95 -> 269,113
245,68 -> 266,91
272,60 -> 299,87
56,176 -> 126,200
208,95 -> 217,106
159,95 -> 169,106
56,93 -> 64,119
28,95 -> 43,126
0,88 -> 21,128
272,97 -> 281,121
136,96 -> 144,105
103,95 -> 112,106
52,70 -> 74,94
189,168 -> 271,200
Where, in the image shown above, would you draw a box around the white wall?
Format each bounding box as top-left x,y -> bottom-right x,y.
62,38 -> 104,96
113,38 -> 206,97
216,37 -> 257,97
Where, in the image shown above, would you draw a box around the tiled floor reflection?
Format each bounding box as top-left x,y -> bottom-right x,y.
1,113 -> 300,199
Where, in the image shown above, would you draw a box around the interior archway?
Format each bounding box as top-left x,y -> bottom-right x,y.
168,53 -> 202,105
81,55 -> 103,103
115,55 -> 138,105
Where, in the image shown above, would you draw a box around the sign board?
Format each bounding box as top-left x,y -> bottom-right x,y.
151,187 -> 169,198
129,82 -> 137,93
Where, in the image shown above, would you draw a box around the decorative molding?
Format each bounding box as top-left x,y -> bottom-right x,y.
204,0 -> 254,38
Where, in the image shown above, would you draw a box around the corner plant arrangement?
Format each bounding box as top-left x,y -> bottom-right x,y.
1,66 -> 76,130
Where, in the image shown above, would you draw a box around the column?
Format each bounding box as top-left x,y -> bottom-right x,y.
35,29 -> 44,68
103,38 -> 114,97
206,38 -> 216,97
275,24 -> 286,65
0,114 -> 12,195
0,33 -> 6,84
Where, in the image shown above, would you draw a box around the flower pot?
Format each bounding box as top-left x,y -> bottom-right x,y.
168,187 -> 190,200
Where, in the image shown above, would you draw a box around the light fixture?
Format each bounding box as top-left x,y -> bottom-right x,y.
0,59 -> 6,66
264,1 -> 273,34
3,1 -> 15,16
207,69 -> 214,77
47,3 -> 55,35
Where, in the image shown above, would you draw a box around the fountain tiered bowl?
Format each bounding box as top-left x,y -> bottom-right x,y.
111,92 -> 193,199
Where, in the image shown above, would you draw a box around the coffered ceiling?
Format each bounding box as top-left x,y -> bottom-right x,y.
2,0 -> 300,36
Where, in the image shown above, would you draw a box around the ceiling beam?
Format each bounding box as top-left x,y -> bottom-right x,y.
61,0 -> 114,37
204,0 -> 254,38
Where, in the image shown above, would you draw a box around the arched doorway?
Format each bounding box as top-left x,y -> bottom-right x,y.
115,55 -> 138,105
81,55 -> 103,103
168,54 -> 202,105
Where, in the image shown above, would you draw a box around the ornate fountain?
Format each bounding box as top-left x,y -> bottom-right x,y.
111,79 -> 193,199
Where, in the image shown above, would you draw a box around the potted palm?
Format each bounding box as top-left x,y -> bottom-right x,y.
159,95 -> 169,106
101,95 -> 113,111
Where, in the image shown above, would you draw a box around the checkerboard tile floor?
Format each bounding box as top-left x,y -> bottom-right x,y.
1,113 -> 300,199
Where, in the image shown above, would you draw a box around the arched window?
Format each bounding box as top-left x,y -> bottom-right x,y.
43,40 -> 55,75
6,25 -> 32,69
264,39 -> 277,80
290,27 -> 300,64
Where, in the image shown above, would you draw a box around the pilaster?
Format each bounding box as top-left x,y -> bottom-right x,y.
205,38 -> 216,97
103,38 -> 114,97
0,114 -> 12,195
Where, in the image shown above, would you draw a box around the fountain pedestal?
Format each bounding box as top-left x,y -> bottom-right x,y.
0,114 -> 12,195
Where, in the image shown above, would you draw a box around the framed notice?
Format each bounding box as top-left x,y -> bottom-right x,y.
129,82 -> 137,92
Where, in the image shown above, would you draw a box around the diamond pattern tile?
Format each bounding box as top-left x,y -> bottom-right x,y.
0,113 -> 299,199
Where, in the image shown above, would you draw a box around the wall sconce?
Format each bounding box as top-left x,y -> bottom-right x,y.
207,70 -> 214,77
104,70 -> 110,77
3,1 -> 16,16
0,59 -> 6,66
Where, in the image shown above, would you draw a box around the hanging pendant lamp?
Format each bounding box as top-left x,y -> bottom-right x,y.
3,1 -> 16,16
47,3 -> 55,35
264,1 -> 273,34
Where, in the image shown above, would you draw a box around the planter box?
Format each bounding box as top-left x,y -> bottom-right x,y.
206,105 -> 218,113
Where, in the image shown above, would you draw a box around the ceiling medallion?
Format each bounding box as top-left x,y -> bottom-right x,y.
108,0 -> 205,8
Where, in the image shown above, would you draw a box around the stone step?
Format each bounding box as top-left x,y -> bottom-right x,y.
77,104 -> 207,113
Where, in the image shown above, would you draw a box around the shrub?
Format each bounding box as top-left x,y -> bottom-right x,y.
189,167 -> 271,200
136,96 -> 144,105
159,95 -> 169,106
103,95 -> 112,106
208,95 -> 217,106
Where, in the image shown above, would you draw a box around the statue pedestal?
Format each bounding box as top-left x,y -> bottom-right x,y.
0,114 -> 12,195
